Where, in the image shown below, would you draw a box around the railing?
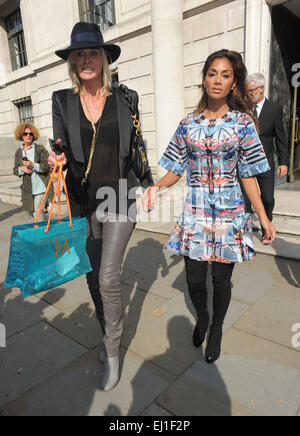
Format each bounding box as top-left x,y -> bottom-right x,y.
289,87 -> 300,182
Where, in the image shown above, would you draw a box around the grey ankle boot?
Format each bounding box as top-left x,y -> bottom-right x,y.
102,355 -> 120,391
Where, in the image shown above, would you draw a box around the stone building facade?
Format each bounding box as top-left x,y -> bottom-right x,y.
0,0 -> 299,181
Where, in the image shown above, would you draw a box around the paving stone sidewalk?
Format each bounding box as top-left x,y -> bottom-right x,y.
0,203 -> 299,416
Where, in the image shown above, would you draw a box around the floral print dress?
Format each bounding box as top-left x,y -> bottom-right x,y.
159,110 -> 270,264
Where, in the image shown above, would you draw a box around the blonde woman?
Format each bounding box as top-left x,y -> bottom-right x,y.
48,22 -> 153,391
13,122 -> 53,220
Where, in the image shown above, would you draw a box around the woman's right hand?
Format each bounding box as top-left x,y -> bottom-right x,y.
260,217 -> 276,245
48,139 -> 67,169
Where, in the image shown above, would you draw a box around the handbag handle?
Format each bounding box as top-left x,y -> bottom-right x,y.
35,161 -> 73,234
119,84 -> 142,137
119,84 -> 149,179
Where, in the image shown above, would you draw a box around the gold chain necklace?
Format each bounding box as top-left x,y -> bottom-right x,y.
81,92 -> 106,186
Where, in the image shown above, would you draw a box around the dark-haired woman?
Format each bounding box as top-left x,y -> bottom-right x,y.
143,49 -> 276,363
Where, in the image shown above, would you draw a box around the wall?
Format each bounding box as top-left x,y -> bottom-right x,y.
183,0 -> 245,113
0,137 -> 19,176
0,0 -> 247,177
114,0 -> 246,171
0,0 -> 78,140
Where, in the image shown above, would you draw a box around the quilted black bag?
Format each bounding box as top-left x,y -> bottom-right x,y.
119,84 -> 154,185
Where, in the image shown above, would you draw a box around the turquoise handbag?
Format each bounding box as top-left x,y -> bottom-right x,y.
4,162 -> 91,298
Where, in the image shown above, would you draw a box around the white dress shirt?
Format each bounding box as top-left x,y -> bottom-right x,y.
255,97 -> 265,119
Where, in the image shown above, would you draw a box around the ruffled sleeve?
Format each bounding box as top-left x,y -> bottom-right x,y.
159,121 -> 188,177
237,113 -> 270,178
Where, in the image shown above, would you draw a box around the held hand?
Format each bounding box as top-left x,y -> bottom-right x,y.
260,218 -> 276,245
277,165 -> 288,178
141,186 -> 159,212
48,139 -> 67,169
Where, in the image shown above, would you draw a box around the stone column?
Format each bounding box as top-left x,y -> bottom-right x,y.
0,22 -> 9,88
151,0 -> 184,178
245,0 -> 272,96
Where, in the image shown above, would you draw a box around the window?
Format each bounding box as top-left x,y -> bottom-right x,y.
79,0 -> 116,31
5,9 -> 28,71
15,98 -> 34,123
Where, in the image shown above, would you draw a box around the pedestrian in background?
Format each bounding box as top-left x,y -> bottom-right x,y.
13,122 -> 53,221
143,49 -> 276,364
243,73 -> 289,235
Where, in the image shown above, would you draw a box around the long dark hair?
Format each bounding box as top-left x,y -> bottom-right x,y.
196,49 -> 258,129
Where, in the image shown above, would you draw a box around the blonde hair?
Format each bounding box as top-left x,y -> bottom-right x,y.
14,122 -> 40,141
67,48 -> 112,96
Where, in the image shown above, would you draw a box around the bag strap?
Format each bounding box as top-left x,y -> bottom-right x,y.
80,92 -> 103,186
35,161 -> 73,234
119,84 -> 142,138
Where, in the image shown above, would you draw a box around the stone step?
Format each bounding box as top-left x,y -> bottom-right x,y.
135,220 -> 300,261
274,212 -> 300,219
253,215 -> 300,238
273,216 -> 300,238
274,188 -> 300,218
0,182 -> 67,216
252,231 -> 300,260
1,180 -> 299,251
135,199 -> 300,261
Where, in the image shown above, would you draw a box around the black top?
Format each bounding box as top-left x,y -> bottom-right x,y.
80,93 -> 121,214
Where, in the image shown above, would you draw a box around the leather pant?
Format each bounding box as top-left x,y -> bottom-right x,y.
86,212 -> 135,357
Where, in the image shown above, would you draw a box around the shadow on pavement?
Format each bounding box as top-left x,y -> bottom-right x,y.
0,207 -> 23,223
128,316 -> 231,416
122,238 -> 181,355
273,238 -> 300,288
0,236 -> 230,416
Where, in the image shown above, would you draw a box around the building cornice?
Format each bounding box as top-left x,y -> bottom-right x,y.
183,0 -> 235,19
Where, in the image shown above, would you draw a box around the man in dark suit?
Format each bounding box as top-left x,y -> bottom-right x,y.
243,73 -> 289,230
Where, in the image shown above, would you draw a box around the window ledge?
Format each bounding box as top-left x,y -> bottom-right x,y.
4,65 -> 35,87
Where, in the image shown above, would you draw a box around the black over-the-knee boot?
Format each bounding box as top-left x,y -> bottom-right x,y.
205,262 -> 235,363
184,257 -> 210,347
86,229 -> 106,336
88,284 -> 106,336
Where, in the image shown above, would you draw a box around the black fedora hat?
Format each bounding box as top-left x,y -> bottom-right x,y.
55,22 -> 121,64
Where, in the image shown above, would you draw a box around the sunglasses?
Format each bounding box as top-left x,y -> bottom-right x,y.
23,132 -> 34,137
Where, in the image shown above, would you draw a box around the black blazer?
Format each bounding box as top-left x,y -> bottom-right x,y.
258,98 -> 289,166
52,86 -> 153,202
